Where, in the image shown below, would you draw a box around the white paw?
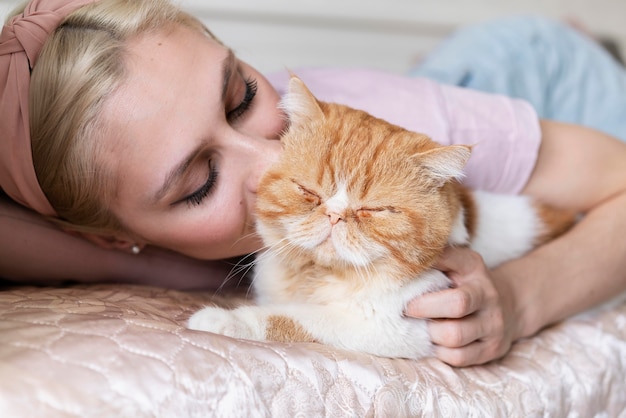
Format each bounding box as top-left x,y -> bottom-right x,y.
363,319 -> 433,359
187,307 -> 264,340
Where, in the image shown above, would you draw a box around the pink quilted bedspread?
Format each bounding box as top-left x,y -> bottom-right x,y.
1,284 -> 625,417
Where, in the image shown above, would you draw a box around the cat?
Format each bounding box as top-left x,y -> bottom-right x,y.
188,76 -> 574,359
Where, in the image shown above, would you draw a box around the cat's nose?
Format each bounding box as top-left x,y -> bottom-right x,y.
327,211 -> 343,225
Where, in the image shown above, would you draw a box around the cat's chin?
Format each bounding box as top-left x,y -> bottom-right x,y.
310,241 -> 340,267
312,242 -> 375,269
312,254 -> 342,268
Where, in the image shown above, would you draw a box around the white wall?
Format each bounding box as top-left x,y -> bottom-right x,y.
2,0 -> 625,74
182,0 -> 626,74
0,1 -> 14,19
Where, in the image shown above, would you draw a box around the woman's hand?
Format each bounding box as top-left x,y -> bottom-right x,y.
405,247 -> 520,367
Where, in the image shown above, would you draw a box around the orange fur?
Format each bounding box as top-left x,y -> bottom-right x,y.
534,204 -> 577,245
457,185 -> 477,239
256,77 -> 471,302
266,315 -> 316,343
255,76 -> 575,310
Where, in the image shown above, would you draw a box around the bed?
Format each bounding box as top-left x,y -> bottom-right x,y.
2,0 -> 626,416
1,283 -> 625,416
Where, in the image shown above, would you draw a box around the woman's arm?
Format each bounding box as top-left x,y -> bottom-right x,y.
0,195 -> 234,290
502,120 -> 626,335
406,120 -> 626,366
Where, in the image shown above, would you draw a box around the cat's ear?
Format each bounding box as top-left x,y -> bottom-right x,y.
413,145 -> 472,187
280,75 -> 325,130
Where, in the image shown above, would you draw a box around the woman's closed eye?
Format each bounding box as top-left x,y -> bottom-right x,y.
182,161 -> 218,206
227,76 -> 257,122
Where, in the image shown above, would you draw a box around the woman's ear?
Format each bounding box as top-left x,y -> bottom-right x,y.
69,230 -> 143,254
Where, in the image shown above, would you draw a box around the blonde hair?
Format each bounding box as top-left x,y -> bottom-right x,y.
20,0 -> 214,235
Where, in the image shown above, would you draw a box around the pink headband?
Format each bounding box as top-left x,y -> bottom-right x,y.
0,0 -> 96,217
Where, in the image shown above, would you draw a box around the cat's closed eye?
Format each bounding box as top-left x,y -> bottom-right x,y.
356,206 -> 398,218
296,184 -> 321,206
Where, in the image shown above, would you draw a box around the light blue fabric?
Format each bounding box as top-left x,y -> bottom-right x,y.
410,16 -> 626,141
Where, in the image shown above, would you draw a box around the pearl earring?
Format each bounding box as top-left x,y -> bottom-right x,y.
131,245 -> 141,255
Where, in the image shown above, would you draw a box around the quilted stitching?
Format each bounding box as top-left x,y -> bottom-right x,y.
1,284 -> 625,417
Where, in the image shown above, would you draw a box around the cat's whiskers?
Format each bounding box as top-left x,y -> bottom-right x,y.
244,239 -> 305,299
211,247 -> 269,297
231,230 -> 261,248
259,238 -> 296,261
209,231 -> 267,296
211,263 -> 251,299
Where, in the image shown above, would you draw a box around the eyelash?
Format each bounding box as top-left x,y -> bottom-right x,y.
184,162 -> 218,206
227,77 -> 257,122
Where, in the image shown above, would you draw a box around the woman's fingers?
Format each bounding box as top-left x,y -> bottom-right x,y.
434,246 -> 488,278
428,300 -> 511,367
428,315 -> 484,348
405,247 -> 490,319
405,285 -> 482,319
404,246 -> 518,366
432,337 -> 510,367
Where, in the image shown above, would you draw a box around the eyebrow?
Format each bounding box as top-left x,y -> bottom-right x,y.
154,49 -> 236,204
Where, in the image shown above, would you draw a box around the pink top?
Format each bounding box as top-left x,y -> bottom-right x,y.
267,68 -> 541,194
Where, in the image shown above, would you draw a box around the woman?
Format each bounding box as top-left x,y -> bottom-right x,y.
2,0 -> 626,367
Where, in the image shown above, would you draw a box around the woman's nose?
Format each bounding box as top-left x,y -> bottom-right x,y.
243,137 -> 282,194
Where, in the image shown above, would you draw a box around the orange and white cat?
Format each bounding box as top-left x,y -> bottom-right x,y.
188,76 -> 573,359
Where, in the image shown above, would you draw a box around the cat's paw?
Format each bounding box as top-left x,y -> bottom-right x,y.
187,307 -> 264,341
